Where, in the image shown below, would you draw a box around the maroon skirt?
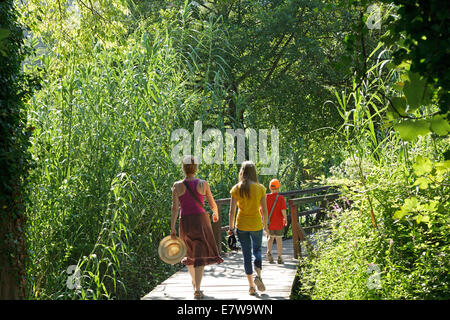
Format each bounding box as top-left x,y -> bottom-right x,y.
179,212 -> 224,267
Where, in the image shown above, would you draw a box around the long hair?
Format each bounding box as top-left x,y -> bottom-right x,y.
238,161 -> 258,198
182,155 -> 198,176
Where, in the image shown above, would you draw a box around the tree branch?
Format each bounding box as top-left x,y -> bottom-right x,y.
263,32 -> 296,84
263,6 -> 305,84
77,0 -> 107,22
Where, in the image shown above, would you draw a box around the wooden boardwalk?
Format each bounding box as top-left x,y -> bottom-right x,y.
142,186 -> 338,300
142,238 -> 298,300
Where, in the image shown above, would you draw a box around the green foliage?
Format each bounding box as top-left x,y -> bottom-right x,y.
386,63 -> 449,141
14,0 -> 449,300
0,1 -> 31,212
292,39 -> 449,300
380,0 -> 450,114
21,1 -> 233,299
345,0 -> 450,142
294,129 -> 449,300
0,0 -> 33,299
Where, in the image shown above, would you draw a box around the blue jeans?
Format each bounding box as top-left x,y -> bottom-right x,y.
236,229 -> 263,275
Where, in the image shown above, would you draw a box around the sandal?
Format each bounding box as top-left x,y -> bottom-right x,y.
254,276 -> 266,292
267,252 -> 274,263
277,256 -> 284,264
194,290 -> 204,299
249,287 -> 257,296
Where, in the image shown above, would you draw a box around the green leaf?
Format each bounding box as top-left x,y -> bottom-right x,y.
0,28 -> 11,41
393,208 -> 407,220
391,96 -> 407,115
394,196 -> 421,220
392,81 -> 404,91
413,177 -> 429,189
422,201 -> 438,213
394,119 -> 430,141
403,197 -> 419,211
403,72 -> 428,111
415,215 -> 430,224
380,29 -> 400,47
430,114 -> 450,136
435,160 -> 450,175
413,156 -> 433,176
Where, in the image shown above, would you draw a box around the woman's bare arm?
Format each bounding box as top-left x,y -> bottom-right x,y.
170,182 -> 180,238
204,181 -> 219,222
228,196 -> 237,234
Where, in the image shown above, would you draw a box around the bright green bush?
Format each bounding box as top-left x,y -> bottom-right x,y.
295,141 -> 449,299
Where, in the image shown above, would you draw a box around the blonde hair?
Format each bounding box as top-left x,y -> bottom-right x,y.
238,161 -> 258,198
182,155 -> 198,176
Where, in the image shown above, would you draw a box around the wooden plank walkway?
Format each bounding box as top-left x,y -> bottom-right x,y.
142,238 -> 298,300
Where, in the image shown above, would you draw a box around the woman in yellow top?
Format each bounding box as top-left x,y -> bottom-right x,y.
228,161 -> 269,296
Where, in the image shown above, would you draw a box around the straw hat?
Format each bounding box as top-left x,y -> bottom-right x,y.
158,235 -> 187,265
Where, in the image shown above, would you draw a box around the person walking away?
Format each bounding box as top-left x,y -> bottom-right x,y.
228,161 -> 270,296
170,155 -> 224,299
264,179 -> 287,264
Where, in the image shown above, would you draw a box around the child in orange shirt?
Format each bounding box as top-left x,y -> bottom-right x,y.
264,179 -> 287,264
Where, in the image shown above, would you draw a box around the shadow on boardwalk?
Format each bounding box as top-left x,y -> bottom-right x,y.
142,238 -> 298,300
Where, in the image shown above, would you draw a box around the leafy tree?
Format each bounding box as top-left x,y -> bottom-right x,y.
345,0 -> 450,143
380,0 -> 450,115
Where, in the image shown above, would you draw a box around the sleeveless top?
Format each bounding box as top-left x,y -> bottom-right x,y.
179,178 -> 206,217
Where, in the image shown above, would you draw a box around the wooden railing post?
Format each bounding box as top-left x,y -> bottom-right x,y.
212,203 -> 222,253
289,201 -> 301,259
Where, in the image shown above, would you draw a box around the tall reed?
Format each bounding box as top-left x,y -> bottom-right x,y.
24,3 -> 233,299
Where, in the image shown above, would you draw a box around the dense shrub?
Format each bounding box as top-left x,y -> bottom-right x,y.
294,139 -> 449,299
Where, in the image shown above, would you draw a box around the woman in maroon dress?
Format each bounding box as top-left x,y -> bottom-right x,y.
170,155 -> 223,299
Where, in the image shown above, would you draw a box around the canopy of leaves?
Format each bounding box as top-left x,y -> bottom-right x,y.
380,0 -> 450,114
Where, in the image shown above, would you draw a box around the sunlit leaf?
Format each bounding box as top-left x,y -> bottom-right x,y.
394,119 -> 430,141
435,160 -> 450,175
413,177 -> 429,189
403,72 -> 428,111
403,197 -> 420,211
430,114 -> 450,136
415,215 -> 430,224
393,208 -> 407,220
413,156 -> 433,176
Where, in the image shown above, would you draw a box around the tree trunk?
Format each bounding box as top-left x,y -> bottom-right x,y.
0,0 -> 28,300
0,220 -> 22,299
0,185 -> 26,300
